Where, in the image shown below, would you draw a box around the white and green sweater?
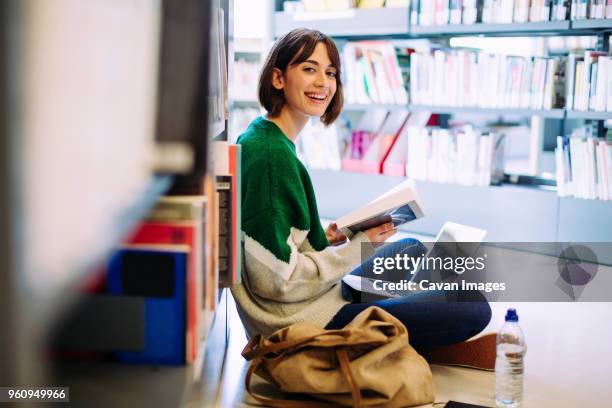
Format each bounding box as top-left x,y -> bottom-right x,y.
230,117 -> 370,337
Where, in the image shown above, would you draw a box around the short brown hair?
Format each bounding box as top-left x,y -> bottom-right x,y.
258,28 -> 343,126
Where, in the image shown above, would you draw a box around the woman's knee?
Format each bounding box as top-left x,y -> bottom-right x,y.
393,237 -> 427,257
469,299 -> 492,334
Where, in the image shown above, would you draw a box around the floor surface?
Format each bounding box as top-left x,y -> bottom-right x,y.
217,228 -> 612,407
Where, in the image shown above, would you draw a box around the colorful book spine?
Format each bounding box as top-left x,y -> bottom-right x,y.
107,246 -> 188,365
126,222 -> 200,363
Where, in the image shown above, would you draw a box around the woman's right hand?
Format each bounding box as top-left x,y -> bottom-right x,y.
363,222 -> 397,243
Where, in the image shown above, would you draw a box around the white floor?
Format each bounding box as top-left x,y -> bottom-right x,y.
219,225 -> 612,407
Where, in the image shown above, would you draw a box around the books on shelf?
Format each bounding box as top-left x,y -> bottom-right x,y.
108,245 -> 190,365
412,0 -> 575,25
572,0 -> 612,19
409,48 -> 566,110
335,179 -> 425,235
361,110 -> 411,173
126,203 -> 205,364
340,109 -> 431,173
555,127 -> 612,200
297,118 -> 343,170
342,41 -> 408,105
406,125 -> 506,186
565,50 -> 612,112
342,109 -> 389,171
213,141 -> 242,288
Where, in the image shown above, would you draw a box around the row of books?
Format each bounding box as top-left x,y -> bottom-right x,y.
556,127 -> 612,200
296,118 -> 343,170
412,0 -> 612,26
566,51 -> 612,111
409,48 -> 565,110
342,41 -> 409,105
285,0 -> 409,13
75,143 -> 243,366
301,108 -> 507,186
406,125 -> 506,186
343,42 -> 612,112
571,0 -> 612,19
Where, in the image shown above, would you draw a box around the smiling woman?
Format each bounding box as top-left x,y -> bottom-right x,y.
230,28 -> 399,337
258,28 -> 343,139
230,29 -> 491,358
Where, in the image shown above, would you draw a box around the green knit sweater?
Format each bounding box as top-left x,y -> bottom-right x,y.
230,117 -> 369,337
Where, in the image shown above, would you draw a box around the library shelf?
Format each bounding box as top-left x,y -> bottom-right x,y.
232,99 -> 260,108
233,38 -> 263,55
46,175 -> 173,310
308,169 -> 612,242
54,291 -> 228,407
565,110 -> 612,120
275,10 -> 612,40
570,18 -> 612,30
410,20 -> 571,37
274,7 -> 409,38
344,103 -> 566,118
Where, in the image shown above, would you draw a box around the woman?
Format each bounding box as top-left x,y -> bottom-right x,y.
230,28 -> 491,359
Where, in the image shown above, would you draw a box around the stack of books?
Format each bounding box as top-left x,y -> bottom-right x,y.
556,127 -> 612,200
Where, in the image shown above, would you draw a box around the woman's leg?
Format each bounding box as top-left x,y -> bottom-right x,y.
325,289 -> 492,352
334,237 -> 492,352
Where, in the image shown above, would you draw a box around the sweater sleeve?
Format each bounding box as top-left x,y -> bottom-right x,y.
242,207 -> 370,303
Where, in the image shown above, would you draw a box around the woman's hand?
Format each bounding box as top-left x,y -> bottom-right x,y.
325,223 -> 348,246
363,222 -> 397,243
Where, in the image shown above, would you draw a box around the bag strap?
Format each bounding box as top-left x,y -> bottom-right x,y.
336,347 -> 362,407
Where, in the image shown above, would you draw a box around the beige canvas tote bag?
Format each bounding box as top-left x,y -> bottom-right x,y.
242,306 -> 435,407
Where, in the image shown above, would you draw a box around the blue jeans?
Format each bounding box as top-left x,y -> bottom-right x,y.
325,238 -> 492,352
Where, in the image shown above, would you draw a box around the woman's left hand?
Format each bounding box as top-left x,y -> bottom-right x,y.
325,222 -> 347,246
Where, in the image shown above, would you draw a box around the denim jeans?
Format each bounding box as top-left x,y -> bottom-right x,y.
325,238 -> 492,352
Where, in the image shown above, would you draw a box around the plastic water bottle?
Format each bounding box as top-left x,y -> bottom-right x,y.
495,308 -> 526,408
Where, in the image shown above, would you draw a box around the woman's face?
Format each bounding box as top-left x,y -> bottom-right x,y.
272,42 -> 338,119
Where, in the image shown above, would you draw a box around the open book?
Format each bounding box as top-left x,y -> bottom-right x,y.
335,179 -> 424,236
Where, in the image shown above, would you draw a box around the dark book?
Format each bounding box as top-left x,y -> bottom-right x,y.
107,245 -> 189,365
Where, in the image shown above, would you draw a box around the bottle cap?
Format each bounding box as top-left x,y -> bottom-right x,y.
505,308 -> 519,322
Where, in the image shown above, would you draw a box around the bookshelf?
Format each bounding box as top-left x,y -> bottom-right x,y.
274,7 -> 410,38
344,104 -> 567,118
309,168 -> 612,242
274,8 -> 612,38
277,6 -> 612,188
410,20 -> 571,36
1,0 -> 232,403
270,3 -> 612,240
